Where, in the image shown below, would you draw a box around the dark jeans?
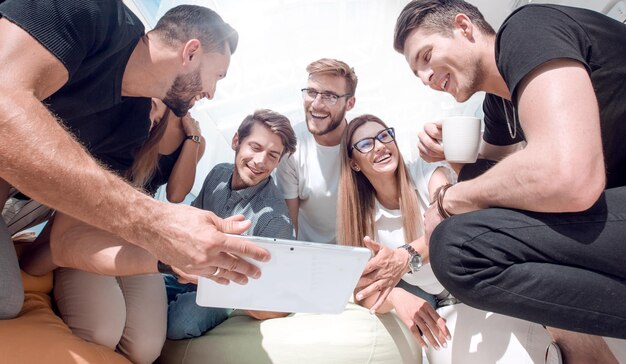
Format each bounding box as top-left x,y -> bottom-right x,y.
163,274 -> 231,340
429,184 -> 626,339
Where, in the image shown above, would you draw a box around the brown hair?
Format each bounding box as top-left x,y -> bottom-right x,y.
150,5 -> 238,55
126,109 -> 171,188
237,109 -> 297,157
337,114 -> 422,247
306,58 -> 358,96
394,0 -> 495,53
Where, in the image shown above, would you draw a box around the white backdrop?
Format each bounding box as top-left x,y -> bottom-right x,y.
146,0 -> 481,199
125,0 -> 621,198
128,0 -> 502,198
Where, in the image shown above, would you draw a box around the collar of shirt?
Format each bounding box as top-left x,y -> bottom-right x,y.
228,173 -> 272,203
374,198 -> 402,222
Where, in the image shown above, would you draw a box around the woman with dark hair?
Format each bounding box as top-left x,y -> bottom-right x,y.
51,99 -> 205,363
20,97 -> 205,363
128,98 -> 205,201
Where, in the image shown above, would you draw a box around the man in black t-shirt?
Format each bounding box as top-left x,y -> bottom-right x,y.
0,1 -> 269,320
359,0 -> 626,362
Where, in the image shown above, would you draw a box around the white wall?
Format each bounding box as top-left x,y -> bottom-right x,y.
129,0 -> 617,198
139,0 -> 486,196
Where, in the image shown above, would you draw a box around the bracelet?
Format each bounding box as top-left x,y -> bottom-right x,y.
435,183 -> 454,219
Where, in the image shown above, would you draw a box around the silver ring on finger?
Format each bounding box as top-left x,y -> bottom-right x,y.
211,267 -> 221,276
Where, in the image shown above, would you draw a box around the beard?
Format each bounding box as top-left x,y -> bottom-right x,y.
456,58 -> 485,103
307,107 -> 347,136
163,71 -> 203,117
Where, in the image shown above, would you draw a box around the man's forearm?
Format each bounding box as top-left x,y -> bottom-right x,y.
51,216 -> 157,276
0,89 -> 165,254
444,146 -> 600,215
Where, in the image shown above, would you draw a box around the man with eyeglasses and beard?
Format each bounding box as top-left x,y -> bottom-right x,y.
276,58 -> 358,244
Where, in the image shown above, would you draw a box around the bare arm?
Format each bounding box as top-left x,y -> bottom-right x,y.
50,212 -> 157,276
444,59 -> 605,214
0,19 -> 270,279
479,140 -> 524,161
166,115 -> 206,203
49,212 -> 253,286
285,198 -> 300,238
356,286 -> 448,349
356,166 -> 451,304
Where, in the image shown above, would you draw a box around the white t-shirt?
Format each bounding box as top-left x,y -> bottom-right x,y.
374,158 -> 446,295
276,122 -> 340,244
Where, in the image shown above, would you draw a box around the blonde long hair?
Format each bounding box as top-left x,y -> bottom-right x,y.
337,114 -> 422,247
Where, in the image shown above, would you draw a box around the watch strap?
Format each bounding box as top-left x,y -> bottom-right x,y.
399,244 -> 423,274
186,135 -> 201,143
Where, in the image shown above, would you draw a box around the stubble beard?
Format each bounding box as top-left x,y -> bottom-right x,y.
307,107 -> 346,136
457,57 -> 485,102
163,71 -> 203,117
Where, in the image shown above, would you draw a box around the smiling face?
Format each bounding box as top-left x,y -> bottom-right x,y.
231,122 -> 285,190
349,121 -> 400,181
402,25 -> 485,103
163,48 -> 231,117
303,73 -> 355,137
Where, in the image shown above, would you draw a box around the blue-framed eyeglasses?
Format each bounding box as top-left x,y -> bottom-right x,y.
351,127 -> 396,155
301,88 -> 352,106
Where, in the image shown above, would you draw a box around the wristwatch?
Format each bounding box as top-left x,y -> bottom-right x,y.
399,244 -> 423,274
186,135 -> 201,143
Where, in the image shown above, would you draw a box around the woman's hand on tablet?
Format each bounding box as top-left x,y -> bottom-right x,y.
355,236 -> 408,312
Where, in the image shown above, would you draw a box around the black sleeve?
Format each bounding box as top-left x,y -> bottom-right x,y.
482,93 -> 525,146
0,0 -> 113,78
89,97 -> 152,174
496,5 -> 591,101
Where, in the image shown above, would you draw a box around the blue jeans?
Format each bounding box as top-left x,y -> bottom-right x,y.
163,274 -> 231,340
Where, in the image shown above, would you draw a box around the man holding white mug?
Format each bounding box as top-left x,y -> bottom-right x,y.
359,1 -> 626,363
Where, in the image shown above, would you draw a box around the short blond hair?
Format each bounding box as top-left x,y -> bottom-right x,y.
306,58 -> 358,96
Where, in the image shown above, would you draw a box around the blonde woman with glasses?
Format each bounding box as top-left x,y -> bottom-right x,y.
337,114 -> 551,363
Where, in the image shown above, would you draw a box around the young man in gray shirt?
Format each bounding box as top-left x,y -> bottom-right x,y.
165,109 -> 297,339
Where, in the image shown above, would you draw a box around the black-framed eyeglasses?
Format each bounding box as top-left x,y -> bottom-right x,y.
301,88 -> 352,106
351,128 -> 396,155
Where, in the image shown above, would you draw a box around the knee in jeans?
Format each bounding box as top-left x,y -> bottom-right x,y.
0,291 -> 24,319
166,311 -> 206,340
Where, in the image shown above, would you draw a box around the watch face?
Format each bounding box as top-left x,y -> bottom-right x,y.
409,254 -> 422,273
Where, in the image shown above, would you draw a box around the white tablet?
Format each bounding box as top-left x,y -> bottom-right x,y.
196,236 -> 371,314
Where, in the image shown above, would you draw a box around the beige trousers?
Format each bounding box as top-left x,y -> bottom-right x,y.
54,268 -> 167,364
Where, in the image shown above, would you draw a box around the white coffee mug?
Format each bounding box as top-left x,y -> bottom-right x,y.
442,116 -> 481,163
